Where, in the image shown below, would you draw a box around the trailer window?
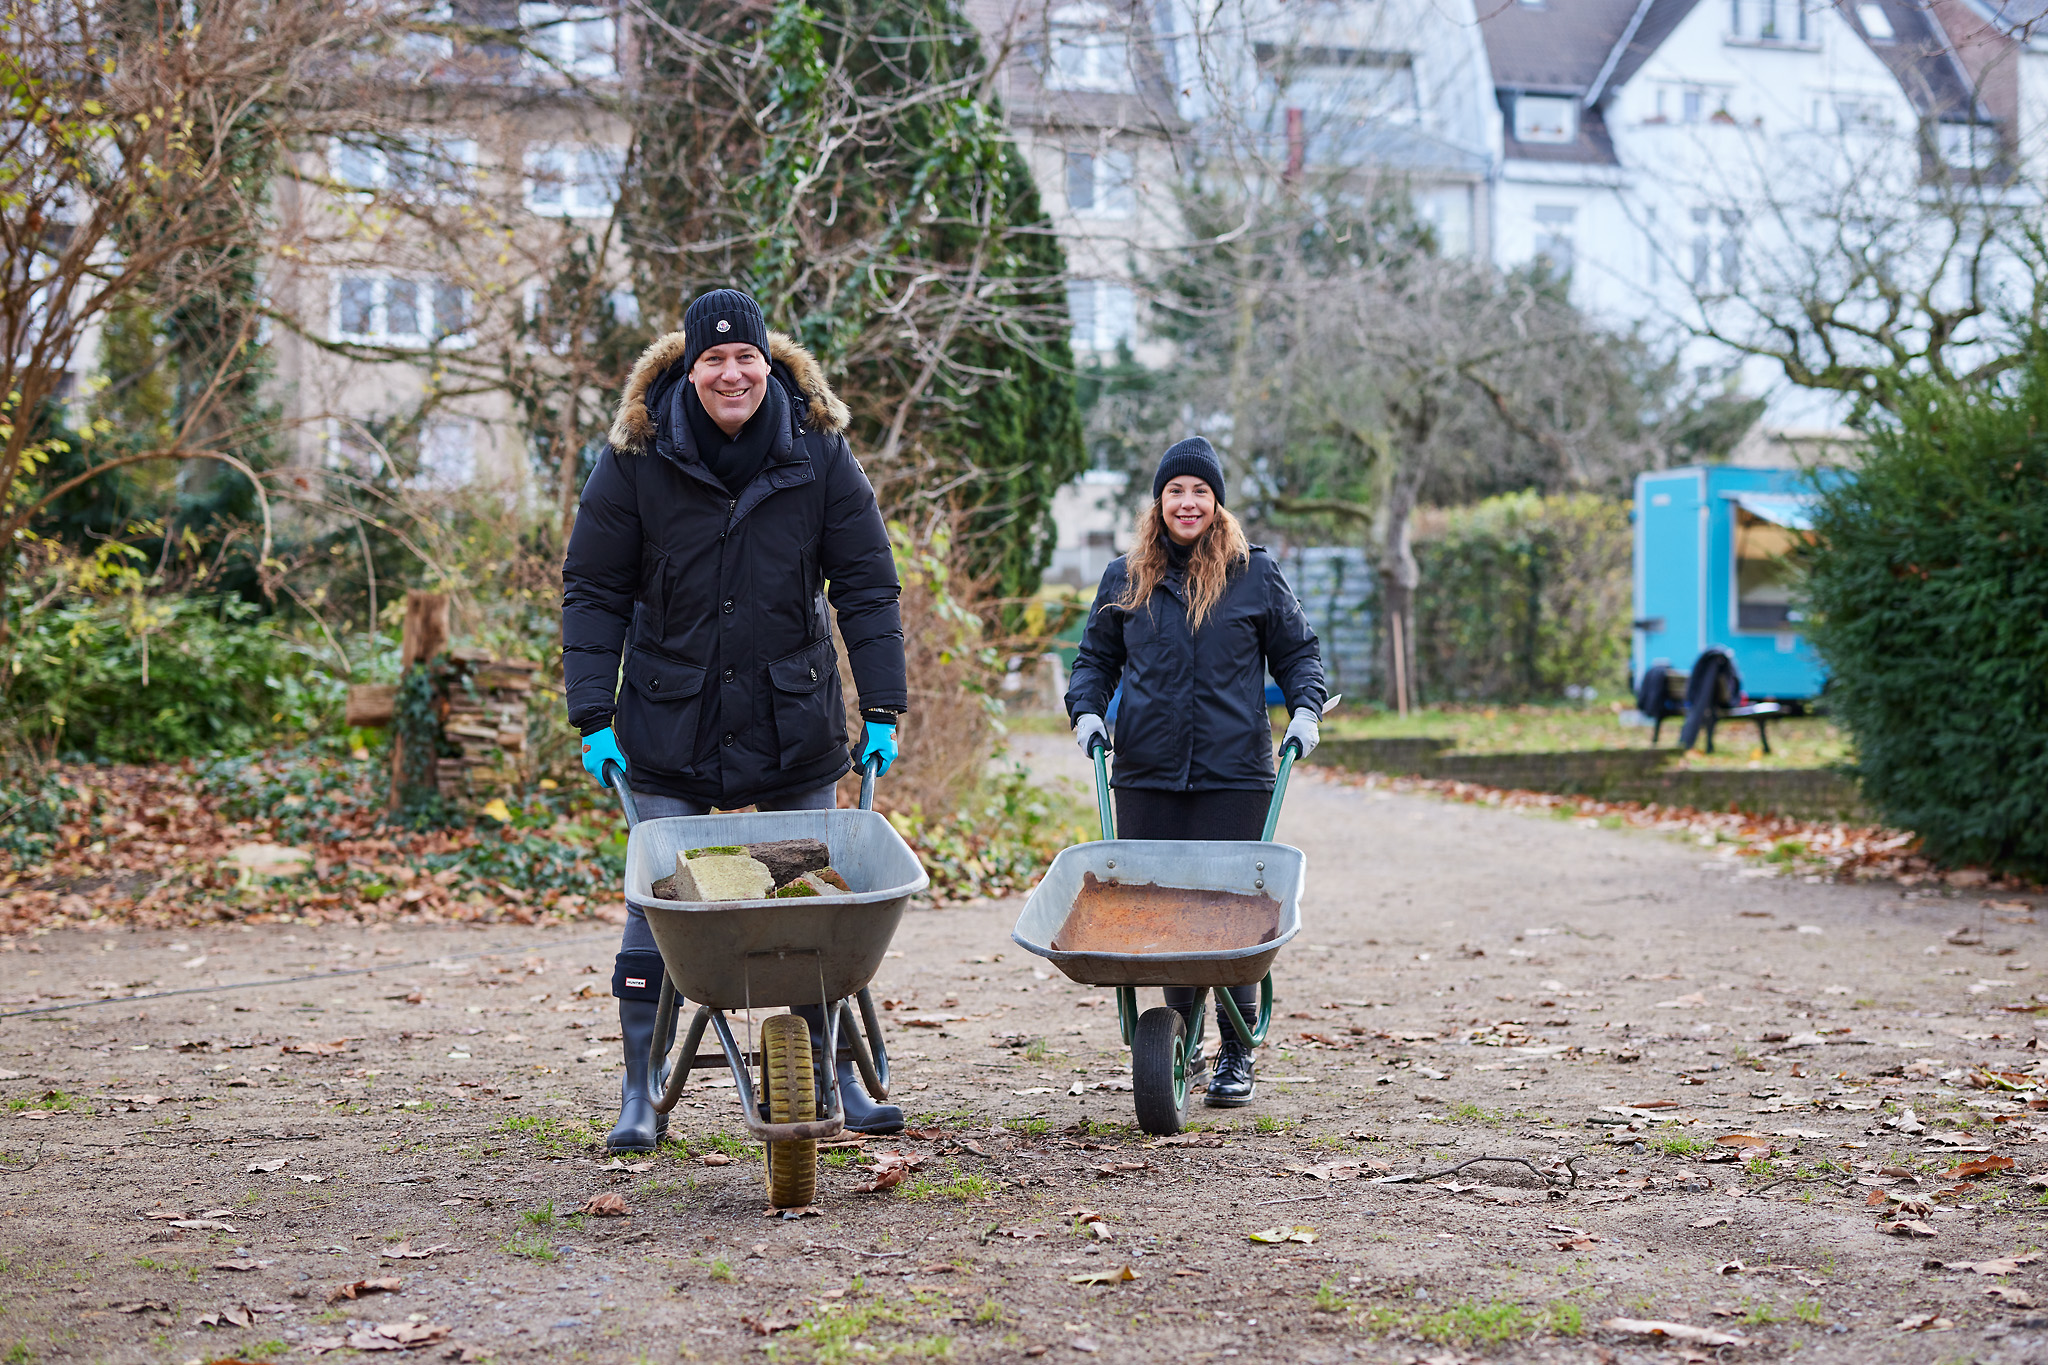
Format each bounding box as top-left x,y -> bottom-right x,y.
1734,507 -> 1807,629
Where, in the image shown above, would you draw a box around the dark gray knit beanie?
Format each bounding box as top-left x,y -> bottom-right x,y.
1152,436 -> 1226,506
681,288 -> 770,373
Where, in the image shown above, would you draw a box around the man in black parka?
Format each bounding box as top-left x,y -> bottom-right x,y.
562,288 -> 908,1147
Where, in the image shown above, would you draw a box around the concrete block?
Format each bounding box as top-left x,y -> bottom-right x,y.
670,852 -> 774,902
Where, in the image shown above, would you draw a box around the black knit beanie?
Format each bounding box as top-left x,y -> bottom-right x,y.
681,288 -> 770,374
1152,436 -> 1226,506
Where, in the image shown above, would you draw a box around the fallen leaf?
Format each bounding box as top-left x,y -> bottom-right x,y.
1987,1285 -> 2037,1307
1716,1260 -> 1745,1275
169,1219 -> 238,1232
1654,993 -> 1707,1009
245,1157 -> 291,1173
1600,1318 -> 1746,1347
742,1315 -> 800,1335
1896,1312 -> 1954,1331
194,1304 -> 255,1329
1925,1253 -> 2042,1276
1065,1266 -> 1137,1285
346,1322 -> 451,1351
380,1240 -> 456,1258
995,1227 -> 1048,1240
700,1153 -> 732,1167
851,1168 -> 905,1194
1714,1133 -> 1774,1149
326,1277 -> 404,1305
1878,1219 -> 1939,1238
281,1040 -> 352,1056
213,1259 -> 263,1272
109,1300 -> 169,1313
1690,1216 -> 1732,1228
579,1193 -> 629,1217
1943,1155 -> 2017,1180
1247,1225 -> 1317,1244
601,1158 -> 655,1173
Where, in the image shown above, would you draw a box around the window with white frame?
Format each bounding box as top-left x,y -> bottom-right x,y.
1729,0 -> 1810,42
1938,120 -> 1998,170
330,136 -> 476,200
1066,280 -> 1136,353
1533,204 -> 1575,275
415,418 -> 477,489
1261,46 -> 1420,127
1065,147 -> 1135,217
1044,4 -> 1132,93
334,275 -> 472,347
525,144 -> 622,217
326,419 -> 386,479
1514,94 -> 1577,144
519,2 -> 616,80
1686,208 -> 1742,292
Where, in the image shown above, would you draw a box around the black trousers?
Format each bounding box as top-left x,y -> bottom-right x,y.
1112,787 -> 1268,1035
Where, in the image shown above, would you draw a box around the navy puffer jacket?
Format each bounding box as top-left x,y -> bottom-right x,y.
1065,547 -> 1326,791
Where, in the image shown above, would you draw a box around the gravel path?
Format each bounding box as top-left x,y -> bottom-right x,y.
2,739 -> 2044,1363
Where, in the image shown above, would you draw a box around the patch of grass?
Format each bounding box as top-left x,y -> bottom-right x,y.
1653,1135 -> 1709,1157
1313,1279 -> 1350,1313
823,1149 -> 865,1168
1791,1298 -> 1826,1325
502,1233 -> 558,1262
695,1132 -> 757,1161
1744,1156 -> 1773,1179
1447,1103 -> 1503,1126
1005,1117 -> 1051,1139
494,1113 -> 597,1155
937,1172 -> 1001,1201
4,1091 -> 85,1115
1544,1302 -> 1583,1335
1363,1299 -> 1559,1347
767,1298 -> 906,1365
1741,1297 -> 1782,1326
4,1342 -> 29,1364
243,1341 -> 289,1359
1255,1113 -> 1295,1134
709,1258 -> 735,1282
1023,1038 -> 1050,1062
971,1299 -> 1005,1326
520,1200 -> 558,1229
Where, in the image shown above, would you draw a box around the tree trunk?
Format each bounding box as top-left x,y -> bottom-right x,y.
1377,477 -> 1421,712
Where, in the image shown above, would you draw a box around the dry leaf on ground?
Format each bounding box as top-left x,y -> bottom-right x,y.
742,1316 -> 800,1335
699,1152 -> 732,1166
1600,1318 -> 1746,1346
1988,1286 -> 2038,1307
1924,1253 -> 2042,1276
345,1321 -> 450,1351
245,1157 -> 290,1173
1690,1216 -> 1732,1228
326,1277 -> 403,1305
1714,1133 -> 1774,1148
579,1193 -> 629,1217
193,1305 -> 255,1329
380,1240 -> 456,1258
1943,1155 -> 2017,1180
1878,1219 -> 1939,1238
1248,1225 -> 1317,1244
1896,1312 -> 1955,1331
1066,1266 -> 1137,1285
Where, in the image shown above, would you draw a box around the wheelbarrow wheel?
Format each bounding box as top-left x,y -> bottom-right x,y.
1132,1006 -> 1189,1136
760,1013 -> 817,1208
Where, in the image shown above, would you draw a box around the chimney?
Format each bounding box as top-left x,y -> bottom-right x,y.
1285,107 -> 1305,179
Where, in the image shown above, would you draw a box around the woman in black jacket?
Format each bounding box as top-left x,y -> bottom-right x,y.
1064,437 -> 1326,1107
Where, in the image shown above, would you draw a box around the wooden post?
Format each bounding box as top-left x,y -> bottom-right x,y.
399,591 -> 450,669
390,591 -> 451,813
1390,610 -> 1410,719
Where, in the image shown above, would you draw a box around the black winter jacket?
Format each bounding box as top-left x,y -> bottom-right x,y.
562,330 -> 906,805
1065,547 -> 1327,791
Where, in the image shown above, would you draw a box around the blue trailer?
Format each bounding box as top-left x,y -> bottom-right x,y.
1632,465 -> 1827,703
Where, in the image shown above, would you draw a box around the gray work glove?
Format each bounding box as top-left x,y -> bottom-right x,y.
1282,707 -> 1319,759
1073,713 -> 1108,756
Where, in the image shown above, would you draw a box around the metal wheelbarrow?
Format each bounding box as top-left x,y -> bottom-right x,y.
603,759 -> 929,1207
1010,738 -> 1305,1135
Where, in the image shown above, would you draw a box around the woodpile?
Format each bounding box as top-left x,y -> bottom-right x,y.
343,591 -> 540,803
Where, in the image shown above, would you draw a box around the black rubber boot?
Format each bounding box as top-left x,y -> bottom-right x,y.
794,1003 -> 904,1135
1204,991 -> 1257,1108
606,953 -> 673,1153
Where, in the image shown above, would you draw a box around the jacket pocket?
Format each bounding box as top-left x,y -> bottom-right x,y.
767,637 -> 843,771
616,651 -> 707,777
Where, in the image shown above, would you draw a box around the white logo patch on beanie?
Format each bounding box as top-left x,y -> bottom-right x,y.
716,319 -> 731,332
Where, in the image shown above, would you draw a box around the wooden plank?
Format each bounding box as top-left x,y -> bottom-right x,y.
345,684 -> 397,727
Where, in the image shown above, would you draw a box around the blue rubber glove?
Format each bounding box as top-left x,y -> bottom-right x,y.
856,720 -> 898,776
580,726 -> 627,787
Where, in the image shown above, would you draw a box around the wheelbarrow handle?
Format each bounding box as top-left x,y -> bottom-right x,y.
1261,737 -> 1302,842
858,753 -> 881,813
1086,734 -> 1114,841
601,758 -> 640,830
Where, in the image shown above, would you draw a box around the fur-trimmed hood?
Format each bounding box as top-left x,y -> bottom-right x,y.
606,329 -> 851,454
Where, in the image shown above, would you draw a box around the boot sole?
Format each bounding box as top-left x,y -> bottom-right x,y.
1203,1087 -> 1256,1108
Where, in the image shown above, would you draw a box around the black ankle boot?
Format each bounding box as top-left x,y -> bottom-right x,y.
1205,1018 -> 1256,1109
794,1004 -> 904,1135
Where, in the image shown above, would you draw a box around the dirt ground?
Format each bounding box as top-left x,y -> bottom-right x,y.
5,735 -> 2048,1365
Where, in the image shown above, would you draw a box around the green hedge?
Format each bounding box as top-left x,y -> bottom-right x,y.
2,592 -> 341,761
1802,355 -> 2048,877
1414,492 -> 1631,703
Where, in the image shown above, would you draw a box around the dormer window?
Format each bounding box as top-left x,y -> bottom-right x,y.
1514,94 -> 1577,144
1730,0 -> 1812,43
1044,4 -> 1134,93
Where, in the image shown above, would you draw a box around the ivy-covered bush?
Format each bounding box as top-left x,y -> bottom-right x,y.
1802,354 -> 2048,877
1414,493 -> 1631,702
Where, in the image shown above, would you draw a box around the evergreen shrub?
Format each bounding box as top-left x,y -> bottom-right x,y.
1802,355 -> 2048,877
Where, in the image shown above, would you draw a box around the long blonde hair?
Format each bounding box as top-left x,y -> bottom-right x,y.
1116,499 -> 1251,631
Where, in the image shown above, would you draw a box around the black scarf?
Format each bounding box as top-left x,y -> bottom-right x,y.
682,374 -> 785,495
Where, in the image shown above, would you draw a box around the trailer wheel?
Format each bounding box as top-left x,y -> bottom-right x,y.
1132,1006 -> 1189,1135
760,1013 -> 817,1208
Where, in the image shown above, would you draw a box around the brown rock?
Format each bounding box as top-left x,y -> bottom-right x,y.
747,839 -> 831,887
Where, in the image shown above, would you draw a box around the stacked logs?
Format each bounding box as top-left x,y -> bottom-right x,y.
344,592 -> 537,805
